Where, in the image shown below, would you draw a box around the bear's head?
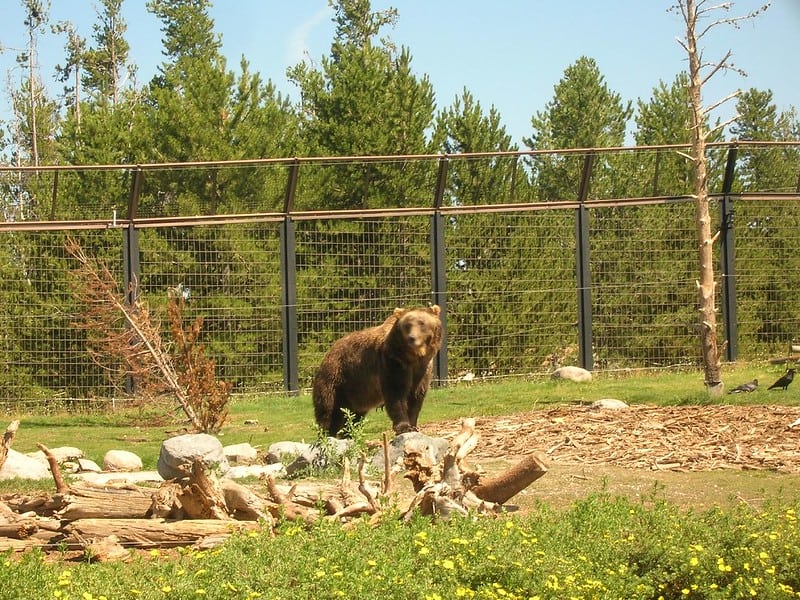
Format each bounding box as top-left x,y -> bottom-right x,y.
390,305 -> 442,360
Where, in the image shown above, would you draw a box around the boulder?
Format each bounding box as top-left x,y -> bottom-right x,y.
0,448 -> 51,480
103,449 -> 143,472
223,442 -> 259,465
25,446 -> 84,465
157,433 -> 229,480
371,431 -> 449,472
551,366 -> 592,383
266,441 -> 312,464
285,438 -> 353,477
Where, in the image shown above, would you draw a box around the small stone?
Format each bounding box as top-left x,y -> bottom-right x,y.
551,366 -> 592,383
590,398 -> 629,410
103,449 -> 143,472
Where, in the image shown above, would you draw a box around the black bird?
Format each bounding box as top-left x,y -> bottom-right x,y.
728,378 -> 758,394
768,368 -> 795,391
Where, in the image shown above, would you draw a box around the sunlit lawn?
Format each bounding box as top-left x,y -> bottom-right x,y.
2,365 -> 800,598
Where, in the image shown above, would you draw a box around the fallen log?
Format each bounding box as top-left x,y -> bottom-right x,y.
63,518 -> 261,549
57,484 -> 155,520
221,479 -> 275,524
402,418 -> 548,519
1,493 -> 64,517
179,459 -> 231,520
470,452 -> 549,504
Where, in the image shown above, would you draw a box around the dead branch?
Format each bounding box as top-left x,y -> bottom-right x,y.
381,432 -> 392,495
36,443 -> 69,495
0,420 -> 20,471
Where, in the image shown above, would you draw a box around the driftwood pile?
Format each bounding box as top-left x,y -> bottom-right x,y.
428,404 -> 800,473
0,419 -> 547,558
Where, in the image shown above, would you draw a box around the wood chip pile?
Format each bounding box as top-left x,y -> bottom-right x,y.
426,404 -> 800,473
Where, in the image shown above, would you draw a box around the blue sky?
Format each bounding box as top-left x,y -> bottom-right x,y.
1,0 -> 798,148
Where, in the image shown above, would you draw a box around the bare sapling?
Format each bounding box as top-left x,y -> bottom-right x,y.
65,237 -> 230,431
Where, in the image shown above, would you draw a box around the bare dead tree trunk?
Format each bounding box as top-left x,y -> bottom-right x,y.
27,23 -> 39,167
677,0 -> 771,395
684,0 -> 723,394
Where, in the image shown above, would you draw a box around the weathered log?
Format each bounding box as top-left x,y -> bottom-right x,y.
470,452 -> 549,504
179,459 -> 231,520
149,481 -> 184,519
0,517 -> 39,539
84,535 -> 132,562
264,476 -> 318,522
63,518 -> 260,548
1,493 -> 64,516
0,529 -> 66,552
221,479 -> 274,523
57,484 -> 154,520
0,420 -> 20,471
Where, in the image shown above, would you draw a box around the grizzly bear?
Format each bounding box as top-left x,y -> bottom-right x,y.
312,305 -> 442,437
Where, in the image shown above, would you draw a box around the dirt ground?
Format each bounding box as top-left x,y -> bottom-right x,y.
424,404 -> 800,510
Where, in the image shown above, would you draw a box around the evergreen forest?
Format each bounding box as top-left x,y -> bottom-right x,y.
1,0 -> 799,407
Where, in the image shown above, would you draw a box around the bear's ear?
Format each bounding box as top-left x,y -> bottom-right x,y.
393,307 -> 406,318
429,304 -> 441,316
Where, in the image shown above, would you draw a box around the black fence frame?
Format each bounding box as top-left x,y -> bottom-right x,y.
2,141 -> 800,396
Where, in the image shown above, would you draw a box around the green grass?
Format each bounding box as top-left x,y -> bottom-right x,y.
2,365 -> 800,598
2,496 -> 799,599
4,363 -> 795,474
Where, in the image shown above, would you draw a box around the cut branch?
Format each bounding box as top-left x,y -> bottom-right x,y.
0,420 -> 20,471
36,443 -> 69,495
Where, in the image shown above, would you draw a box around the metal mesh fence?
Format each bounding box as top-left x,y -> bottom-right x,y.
590,201 -> 701,368
2,144 -> 799,411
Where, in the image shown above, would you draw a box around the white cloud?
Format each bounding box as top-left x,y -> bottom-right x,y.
286,4 -> 332,67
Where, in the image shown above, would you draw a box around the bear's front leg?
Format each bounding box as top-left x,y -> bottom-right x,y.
382,394 -> 416,434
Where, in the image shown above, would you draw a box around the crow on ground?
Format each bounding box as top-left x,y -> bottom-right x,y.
728,378 -> 758,394
768,368 -> 795,391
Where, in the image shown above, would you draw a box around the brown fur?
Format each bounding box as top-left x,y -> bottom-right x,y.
312,305 -> 442,437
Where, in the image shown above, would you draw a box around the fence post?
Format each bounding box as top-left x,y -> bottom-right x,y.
576,153 -> 594,371
280,160 -> 300,394
720,144 -> 739,362
431,156 -> 449,386
122,168 -> 143,393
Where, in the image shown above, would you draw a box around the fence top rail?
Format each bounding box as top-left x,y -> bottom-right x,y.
1,141 -> 798,174
3,192 -> 797,232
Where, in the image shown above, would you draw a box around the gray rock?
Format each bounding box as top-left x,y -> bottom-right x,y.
75,471 -> 163,485
25,446 -> 84,464
551,365 -> 593,383
157,433 -> 229,480
224,463 -> 286,480
590,398 -> 629,410
285,438 -> 353,477
266,441 -> 312,464
77,457 -> 103,473
103,449 -> 143,472
371,431 -> 449,472
223,442 -> 259,465
0,449 -> 51,480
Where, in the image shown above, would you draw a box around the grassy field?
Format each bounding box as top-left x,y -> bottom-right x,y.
3,362 -> 793,472
2,365 -> 800,599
